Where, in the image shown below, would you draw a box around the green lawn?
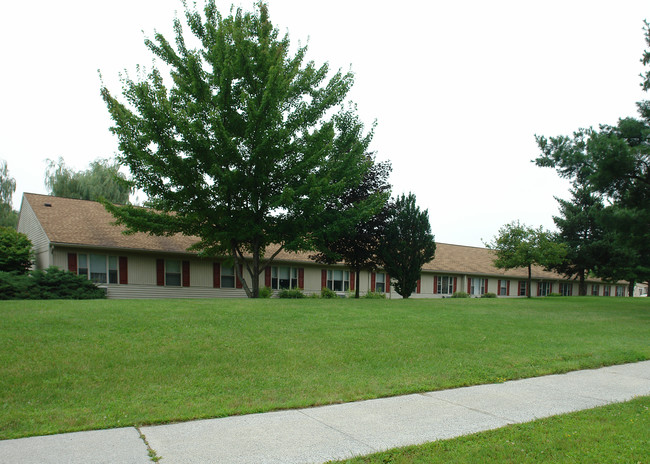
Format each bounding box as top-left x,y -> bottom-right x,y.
0,297 -> 648,439
330,395 -> 650,464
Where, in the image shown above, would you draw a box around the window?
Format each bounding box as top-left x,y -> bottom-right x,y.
327,270 -> 350,292
538,281 -> 550,296
436,276 -> 454,294
560,282 -> 572,296
221,265 -> 235,288
78,254 -> 123,284
469,278 -> 485,296
499,280 -> 508,296
108,256 -> 118,284
591,284 -> 599,296
616,285 -> 625,297
271,266 -> 299,290
519,281 -> 527,296
78,254 -> 89,278
603,285 -> 611,296
375,273 -> 386,293
166,260 -> 181,286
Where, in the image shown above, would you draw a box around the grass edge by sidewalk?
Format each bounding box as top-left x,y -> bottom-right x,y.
328,395 -> 650,464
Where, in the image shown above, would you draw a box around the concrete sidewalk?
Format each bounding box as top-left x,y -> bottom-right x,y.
2,361 -> 649,464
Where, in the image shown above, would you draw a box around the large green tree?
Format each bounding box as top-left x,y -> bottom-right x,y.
485,221 -> 566,298
378,193 -> 436,299
45,157 -> 133,205
101,1 -> 374,297
535,22 -> 650,294
310,157 -> 392,298
0,161 -> 18,228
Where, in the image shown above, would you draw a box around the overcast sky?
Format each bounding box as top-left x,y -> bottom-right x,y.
1,1 -> 648,247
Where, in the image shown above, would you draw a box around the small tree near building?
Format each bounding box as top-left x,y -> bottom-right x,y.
0,161 -> 18,229
485,221 -> 566,298
379,193 -> 436,299
0,227 -> 34,274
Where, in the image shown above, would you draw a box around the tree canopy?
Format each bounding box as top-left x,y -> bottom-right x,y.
378,193 -> 436,299
534,21 -> 650,292
0,161 -> 18,228
310,156 -> 392,298
485,221 -> 566,298
100,1 -> 375,297
45,157 -> 133,205
0,227 -> 33,274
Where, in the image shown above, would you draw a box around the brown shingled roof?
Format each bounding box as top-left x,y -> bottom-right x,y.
20,193 -> 579,281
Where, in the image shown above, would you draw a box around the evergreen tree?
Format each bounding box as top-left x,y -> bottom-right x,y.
0,227 -> 33,274
378,193 -> 436,299
552,187 -> 607,295
100,1 -> 375,297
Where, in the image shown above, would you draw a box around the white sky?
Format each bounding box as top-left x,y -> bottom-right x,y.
1,0 -> 648,247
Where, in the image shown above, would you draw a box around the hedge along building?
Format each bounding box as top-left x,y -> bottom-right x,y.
18,193 -> 633,299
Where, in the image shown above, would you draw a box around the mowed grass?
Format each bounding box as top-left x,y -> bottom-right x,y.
0,297 -> 648,439
330,395 -> 650,464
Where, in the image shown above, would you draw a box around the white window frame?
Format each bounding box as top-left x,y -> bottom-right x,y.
539,281 -> 551,296
591,284 -> 599,296
499,280 -> 508,296
272,266 -> 299,290
615,285 -> 625,297
327,270 -> 350,292
165,260 -> 181,287
78,253 -> 120,285
375,273 -> 386,293
437,276 -> 454,295
519,281 -> 527,296
560,282 -> 572,296
603,285 -> 611,296
221,265 -> 235,288
469,278 -> 485,296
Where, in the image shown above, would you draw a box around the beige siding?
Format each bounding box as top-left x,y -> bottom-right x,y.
106,285 -> 246,299
17,198 -> 51,269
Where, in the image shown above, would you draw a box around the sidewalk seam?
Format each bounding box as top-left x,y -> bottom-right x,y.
419,394 -> 518,425
136,427 -> 161,462
297,409 -> 378,454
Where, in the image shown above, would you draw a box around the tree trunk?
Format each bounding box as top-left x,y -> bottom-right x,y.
578,271 -> 587,296
628,279 -> 635,297
527,264 -> 532,298
355,269 -> 360,299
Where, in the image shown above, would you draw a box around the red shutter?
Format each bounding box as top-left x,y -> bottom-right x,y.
467,278 -> 471,293
182,261 -> 190,287
386,274 -> 390,293
236,264 -> 243,289
371,273 -> 376,292
68,253 -> 77,273
453,277 -> 457,293
213,263 -> 221,288
350,271 -> 355,291
433,276 -> 438,294
321,269 -> 327,289
497,280 -> 501,296
298,268 -> 305,289
417,278 -> 421,294
506,280 -> 510,296
537,283 -> 541,296
156,259 -> 164,286
484,279 -> 488,294
518,281 -> 521,296
119,256 -> 128,284
265,267 -> 271,287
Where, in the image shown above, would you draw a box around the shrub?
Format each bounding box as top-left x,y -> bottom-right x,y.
481,292 -> 497,298
258,286 -> 273,298
0,227 -> 34,274
363,291 -> 386,299
451,291 -> 470,298
321,287 -> 337,299
0,267 -> 105,300
278,288 -> 305,299
548,292 -> 562,297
